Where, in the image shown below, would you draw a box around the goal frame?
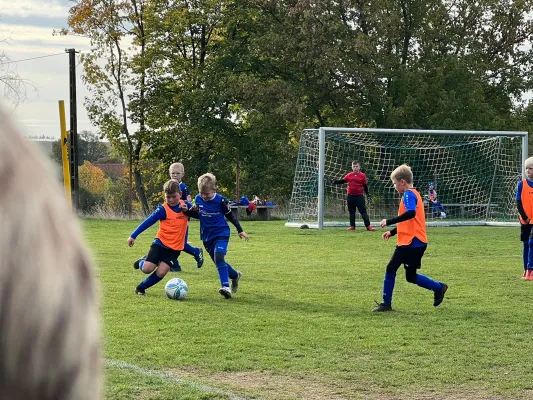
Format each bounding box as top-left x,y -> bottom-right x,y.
286,127 -> 528,229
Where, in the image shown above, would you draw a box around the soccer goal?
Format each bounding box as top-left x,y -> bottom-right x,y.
286,127 -> 528,229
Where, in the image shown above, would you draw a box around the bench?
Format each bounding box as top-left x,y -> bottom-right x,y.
230,205 -> 276,221
425,202 -> 499,218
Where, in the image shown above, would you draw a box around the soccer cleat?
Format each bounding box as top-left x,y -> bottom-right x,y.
231,271 -> 242,293
169,260 -> 182,272
218,287 -> 232,299
366,226 -> 376,231
433,283 -> 448,307
372,303 -> 393,312
347,226 -> 355,231
525,270 -> 533,281
133,256 -> 146,270
135,286 -> 146,296
195,248 -> 204,268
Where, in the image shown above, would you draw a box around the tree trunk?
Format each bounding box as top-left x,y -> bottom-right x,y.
236,148 -> 241,201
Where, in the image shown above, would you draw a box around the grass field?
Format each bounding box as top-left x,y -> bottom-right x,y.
84,219 -> 533,400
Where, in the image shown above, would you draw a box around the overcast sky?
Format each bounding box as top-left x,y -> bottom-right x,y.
0,0 -> 93,138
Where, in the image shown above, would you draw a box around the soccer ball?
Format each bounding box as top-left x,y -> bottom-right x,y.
440,212 -> 447,219
165,278 -> 188,300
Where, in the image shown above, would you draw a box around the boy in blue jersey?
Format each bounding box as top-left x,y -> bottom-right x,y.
128,180 -> 193,295
516,156 -> 533,280
167,162 -> 204,271
187,173 -> 249,299
373,164 -> 447,312
426,181 -> 446,218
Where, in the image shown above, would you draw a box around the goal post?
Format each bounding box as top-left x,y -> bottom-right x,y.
286,127 -> 528,229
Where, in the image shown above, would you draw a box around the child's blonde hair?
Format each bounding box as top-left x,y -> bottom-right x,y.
198,173 -> 217,192
169,162 -> 184,173
0,108 -> 101,399
525,157 -> 533,169
163,179 -> 181,195
391,164 -> 413,184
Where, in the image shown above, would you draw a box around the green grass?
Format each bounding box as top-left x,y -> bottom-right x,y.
84,219 -> 533,399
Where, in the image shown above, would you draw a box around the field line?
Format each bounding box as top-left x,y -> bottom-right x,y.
105,358 -> 254,400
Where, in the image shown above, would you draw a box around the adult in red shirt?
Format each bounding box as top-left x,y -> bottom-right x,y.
331,161 -> 375,231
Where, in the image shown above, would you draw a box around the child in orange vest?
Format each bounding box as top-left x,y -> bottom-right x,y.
373,164 -> 448,312
127,180 -> 192,295
516,156 -> 533,280
168,162 -> 204,271
426,181 -> 447,218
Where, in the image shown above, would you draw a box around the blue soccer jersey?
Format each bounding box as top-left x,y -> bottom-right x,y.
179,181 -> 192,202
194,193 -> 235,242
516,179 -> 533,201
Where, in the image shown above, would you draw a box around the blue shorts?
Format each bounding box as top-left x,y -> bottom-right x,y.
204,237 -> 229,257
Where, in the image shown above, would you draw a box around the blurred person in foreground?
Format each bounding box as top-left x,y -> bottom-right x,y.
0,107 -> 101,399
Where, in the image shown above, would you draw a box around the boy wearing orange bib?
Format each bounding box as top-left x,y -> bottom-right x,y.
373,164 -> 448,312
516,156 -> 533,280
127,180 -> 192,295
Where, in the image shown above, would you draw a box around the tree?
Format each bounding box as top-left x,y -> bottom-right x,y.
79,161 -> 109,195
60,0 -> 533,207
78,161 -> 110,211
50,130 -> 109,165
137,0 -> 301,200
63,0 -> 151,215
0,43 -> 37,106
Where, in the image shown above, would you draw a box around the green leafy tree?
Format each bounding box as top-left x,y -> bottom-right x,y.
60,0 -> 533,206
78,161 -> 110,211
63,0 -> 151,215
51,130 -> 110,165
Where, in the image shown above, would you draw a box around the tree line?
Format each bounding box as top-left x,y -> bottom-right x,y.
60,0 -> 533,216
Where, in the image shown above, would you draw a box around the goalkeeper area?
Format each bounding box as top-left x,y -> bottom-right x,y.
287,127 -> 528,228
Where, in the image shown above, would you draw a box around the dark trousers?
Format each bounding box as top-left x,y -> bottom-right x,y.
347,194 -> 370,228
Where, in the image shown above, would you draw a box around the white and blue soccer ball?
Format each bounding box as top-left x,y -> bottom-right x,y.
165,277 -> 188,300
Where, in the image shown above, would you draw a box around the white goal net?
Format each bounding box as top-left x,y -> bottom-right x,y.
287,128 -> 527,228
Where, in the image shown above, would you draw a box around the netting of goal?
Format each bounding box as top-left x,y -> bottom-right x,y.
286,127 -> 528,229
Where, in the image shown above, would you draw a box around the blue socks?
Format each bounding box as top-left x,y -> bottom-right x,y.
383,272 -> 442,305
215,261 -> 230,287
214,252 -> 238,286
383,272 -> 396,305
415,274 -> 442,291
138,272 -> 163,290
183,242 -> 198,256
523,241 -> 529,271
227,264 -> 238,280
527,238 -> 533,270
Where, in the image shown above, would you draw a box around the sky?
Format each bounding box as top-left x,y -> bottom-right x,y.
0,0 -> 93,138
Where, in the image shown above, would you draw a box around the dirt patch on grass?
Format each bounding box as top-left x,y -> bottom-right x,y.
166,368 -> 530,400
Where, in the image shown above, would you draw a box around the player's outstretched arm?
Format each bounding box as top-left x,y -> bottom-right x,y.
129,207 -> 165,240
330,178 -> 346,184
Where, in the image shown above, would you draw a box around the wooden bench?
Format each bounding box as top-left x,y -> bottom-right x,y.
230,205 -> 276,221
425,202 -> 499,218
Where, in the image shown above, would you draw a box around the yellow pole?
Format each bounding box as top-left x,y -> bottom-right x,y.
59,100 -> 72,209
